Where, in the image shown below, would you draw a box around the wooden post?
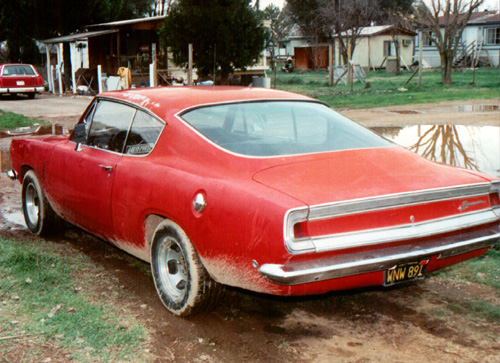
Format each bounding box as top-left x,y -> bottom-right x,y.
151,43 -> 158,87
117,31 -> 121,66
45,44 -> 53,92
418,35 -> 423,87
57,65 -> 63,96
329,44 -> 334,87
56,43 -> 63,95
348,41 -> 353,92
188,43 -> 193,86
50,65 -> 55,95
97,65 -> 103,93
367,37 -> 371,71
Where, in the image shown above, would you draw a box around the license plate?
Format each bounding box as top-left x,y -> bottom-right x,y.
16,80 -> 25,86
384,260 -> 428,286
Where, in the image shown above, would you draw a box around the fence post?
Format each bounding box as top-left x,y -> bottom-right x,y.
188,43 -> 193,86
418,35 -> 423,86
97,65 -> 103,94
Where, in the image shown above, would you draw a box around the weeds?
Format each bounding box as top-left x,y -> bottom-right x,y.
0,238 -> 148,362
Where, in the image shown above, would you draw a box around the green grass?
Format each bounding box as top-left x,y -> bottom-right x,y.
0,110 -> 47,129
431,247 -> 500,321
438,247 -> 500,292
270,67 -> 500,109
0,238 -> 148,362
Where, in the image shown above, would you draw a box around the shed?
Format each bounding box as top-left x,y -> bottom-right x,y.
335,25 -> 417,70
41,16 -> 166,94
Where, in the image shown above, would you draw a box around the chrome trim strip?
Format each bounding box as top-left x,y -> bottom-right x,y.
312,209 -> 498,252
309,183 -> 492,220
260,229 -> 500,285
284,183 -> 497,254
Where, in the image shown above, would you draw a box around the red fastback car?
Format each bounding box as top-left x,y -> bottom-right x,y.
0,63 -> 44,99
7,87 -> 500,316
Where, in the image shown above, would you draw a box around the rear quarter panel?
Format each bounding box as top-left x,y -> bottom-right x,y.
10,137 -> 60,183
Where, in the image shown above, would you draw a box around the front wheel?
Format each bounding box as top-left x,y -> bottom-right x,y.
22,170 -> 61,236
150,220 -> 223,316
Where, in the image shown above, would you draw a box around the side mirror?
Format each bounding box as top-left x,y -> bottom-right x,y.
73,123 -> 87,144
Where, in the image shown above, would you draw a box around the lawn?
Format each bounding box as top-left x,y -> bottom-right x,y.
269,66 -> 499,109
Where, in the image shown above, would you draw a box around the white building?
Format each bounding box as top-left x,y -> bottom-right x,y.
414,10 -> 500,68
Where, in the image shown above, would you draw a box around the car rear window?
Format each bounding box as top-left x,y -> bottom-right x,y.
180,101 -> 392,157
2,65 -> 36,76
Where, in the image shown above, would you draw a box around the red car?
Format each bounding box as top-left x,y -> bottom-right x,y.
7,87 -> 500,316
0,63 -> 44,99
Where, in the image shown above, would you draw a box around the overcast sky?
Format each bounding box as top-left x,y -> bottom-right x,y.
259,0 -> 500,10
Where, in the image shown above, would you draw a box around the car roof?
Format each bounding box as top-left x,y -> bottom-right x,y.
98,86 -> 314,117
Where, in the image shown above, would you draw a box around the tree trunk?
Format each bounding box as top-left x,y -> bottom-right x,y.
440,54 -> 453,85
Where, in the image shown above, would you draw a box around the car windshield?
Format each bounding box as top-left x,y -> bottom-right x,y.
180,101 -> 392,157
2,65 -> 36,76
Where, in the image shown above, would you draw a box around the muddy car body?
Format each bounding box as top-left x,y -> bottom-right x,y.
0,63 -> 44,99
8,87 -> 500,316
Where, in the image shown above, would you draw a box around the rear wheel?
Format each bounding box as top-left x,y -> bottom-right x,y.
22,170 -> 61,236
151,220 -> 223,316
27,93 -> 36,99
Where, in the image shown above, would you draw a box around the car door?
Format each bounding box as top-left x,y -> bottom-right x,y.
46,99 -> 136,239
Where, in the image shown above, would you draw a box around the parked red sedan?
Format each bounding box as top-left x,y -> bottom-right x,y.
0,63 -> 44,99
7,87 -> 500,316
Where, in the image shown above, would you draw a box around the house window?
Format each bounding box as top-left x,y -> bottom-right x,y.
383,41 -> 392,56
422,32 -> 433,46
486,27 -> 500,45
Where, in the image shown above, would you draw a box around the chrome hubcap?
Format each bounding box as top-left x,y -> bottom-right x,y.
25,183 -> 40,226
157,237 -> 188,301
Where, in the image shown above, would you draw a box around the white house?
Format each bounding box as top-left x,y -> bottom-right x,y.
414,10 -> 500,68
339,25 -> 417,70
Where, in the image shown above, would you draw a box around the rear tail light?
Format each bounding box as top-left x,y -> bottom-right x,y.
36,76 -> 43,86
284,208 -> 315,253
293,221 -> 310,239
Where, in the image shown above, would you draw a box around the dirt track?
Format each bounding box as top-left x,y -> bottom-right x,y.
1,94 -> 499,362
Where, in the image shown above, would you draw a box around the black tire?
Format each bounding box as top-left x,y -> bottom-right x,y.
150,220 -> 223,316
27,93 -> 36,99
22,170 -> 61,236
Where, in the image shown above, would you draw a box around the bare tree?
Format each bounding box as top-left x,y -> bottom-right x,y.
411,0 -> 484,85
264,5 -> 293,49
152,0 -> 176,16
317,0 -> 381,65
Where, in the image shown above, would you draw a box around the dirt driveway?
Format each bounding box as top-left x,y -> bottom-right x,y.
1,94 -> 499,362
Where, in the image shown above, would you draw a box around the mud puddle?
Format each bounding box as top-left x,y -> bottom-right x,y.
389,104 -> 499,115
372,124 -> 500,177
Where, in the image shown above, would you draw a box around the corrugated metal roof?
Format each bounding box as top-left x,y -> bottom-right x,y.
41,29 -> 119,44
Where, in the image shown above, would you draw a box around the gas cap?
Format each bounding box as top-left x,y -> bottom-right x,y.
193,193 -> 207,212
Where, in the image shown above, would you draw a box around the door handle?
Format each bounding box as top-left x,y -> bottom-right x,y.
98,165 -> 113,172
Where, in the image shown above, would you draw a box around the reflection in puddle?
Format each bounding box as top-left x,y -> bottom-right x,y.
373,125 -> 500,177
0,123 -> 66,138
456,105 -> 499,112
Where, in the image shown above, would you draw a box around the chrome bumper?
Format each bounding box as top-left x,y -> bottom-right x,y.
0,87 -> 44,93
259,227 -> 500,285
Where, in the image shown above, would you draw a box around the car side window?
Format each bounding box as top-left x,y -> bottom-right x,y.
87,101 -> 136,153
124,110 -> 163,155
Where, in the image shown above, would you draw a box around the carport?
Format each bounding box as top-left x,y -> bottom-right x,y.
41,16 -> 166,95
